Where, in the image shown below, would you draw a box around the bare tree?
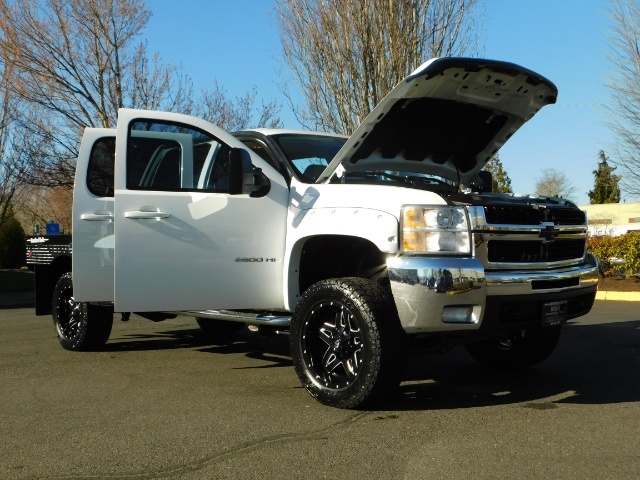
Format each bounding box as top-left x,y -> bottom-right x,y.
196,81 -> 282,131
0,0 -> 282,181
275,0 -> 484,134
0,61 -> 33,230
0,0 -> 195,187
534,168 -> 576,200
14,185 -> 73,234
606,0 -> 640,198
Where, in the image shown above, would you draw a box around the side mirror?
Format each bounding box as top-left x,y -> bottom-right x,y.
228,148 -> 271,197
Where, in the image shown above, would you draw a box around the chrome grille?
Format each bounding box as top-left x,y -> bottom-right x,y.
484,206 -> 586,226
487,239 -> 586,263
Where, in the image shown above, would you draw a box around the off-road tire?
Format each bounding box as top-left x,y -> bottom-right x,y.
290,277 -> 406,409
52,272 -> 113,351
465,327 -> 562,371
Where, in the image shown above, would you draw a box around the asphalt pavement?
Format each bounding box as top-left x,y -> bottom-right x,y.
1,301 -> 638,479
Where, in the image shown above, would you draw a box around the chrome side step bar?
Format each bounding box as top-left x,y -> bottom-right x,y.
175,309 -> 292,328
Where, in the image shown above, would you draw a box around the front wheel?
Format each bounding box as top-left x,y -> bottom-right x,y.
52,272 -> 113,351
290,278 -> 406,409
465,327 -> 562,371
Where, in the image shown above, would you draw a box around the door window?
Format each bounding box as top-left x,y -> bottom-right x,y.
127,120 -> 231,192
87,137 -> 116,197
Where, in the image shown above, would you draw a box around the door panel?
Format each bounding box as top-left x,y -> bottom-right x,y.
113,109 -> 288,312
72,128 -> 116,302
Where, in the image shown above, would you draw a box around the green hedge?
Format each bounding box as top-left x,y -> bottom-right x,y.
587,232 -> 640,277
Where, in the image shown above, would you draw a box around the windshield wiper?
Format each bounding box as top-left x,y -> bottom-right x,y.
344,171 -> 455,188
405,175 -> 453,187
345,171 -> 408,183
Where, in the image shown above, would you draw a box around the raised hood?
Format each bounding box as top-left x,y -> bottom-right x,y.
318,57 -> 558,187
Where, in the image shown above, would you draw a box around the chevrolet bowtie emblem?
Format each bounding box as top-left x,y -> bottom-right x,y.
539,224 -> 561,240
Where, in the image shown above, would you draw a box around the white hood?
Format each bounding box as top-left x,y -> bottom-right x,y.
318,57 -> 558,187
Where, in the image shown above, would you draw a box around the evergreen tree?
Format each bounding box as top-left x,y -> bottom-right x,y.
484,155 -> 513,193
588,151 -> 621,204
0,209 -> 25,268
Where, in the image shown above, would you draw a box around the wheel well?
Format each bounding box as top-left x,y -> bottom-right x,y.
298,236 -> 388,294
34,255 -> 72,316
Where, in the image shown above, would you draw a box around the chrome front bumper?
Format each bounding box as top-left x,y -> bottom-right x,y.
387,254 -> 599,334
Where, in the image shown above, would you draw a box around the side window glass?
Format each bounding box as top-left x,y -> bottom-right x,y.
87,137 -> 115,197
239,138 -> 292,184
127,136 -> 182,189
240,139 -> 278,169
127,120 -> 230,192
273,134 -> 345,183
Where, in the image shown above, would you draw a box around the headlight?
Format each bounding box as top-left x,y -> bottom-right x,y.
401,206 -> 471,255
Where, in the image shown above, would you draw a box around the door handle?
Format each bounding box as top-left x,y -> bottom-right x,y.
124,211 -> 171,219
80,213 -> 114,221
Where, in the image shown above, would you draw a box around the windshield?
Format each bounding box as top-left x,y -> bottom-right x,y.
273,133 -> 346,183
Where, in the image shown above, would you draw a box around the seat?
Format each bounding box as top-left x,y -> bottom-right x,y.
302,164 -> 326,182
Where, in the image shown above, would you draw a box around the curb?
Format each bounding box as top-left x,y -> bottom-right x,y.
595,291 -> 640,302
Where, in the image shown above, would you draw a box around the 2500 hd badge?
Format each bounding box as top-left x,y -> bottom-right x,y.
235,257 -> 281,263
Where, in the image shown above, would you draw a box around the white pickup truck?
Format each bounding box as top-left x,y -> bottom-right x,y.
27,58 -> 598,408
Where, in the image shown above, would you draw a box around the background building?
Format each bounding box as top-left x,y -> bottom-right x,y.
580,203 -> 640,236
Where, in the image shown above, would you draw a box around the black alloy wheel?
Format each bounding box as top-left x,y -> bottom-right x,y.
301,297 -> 364,390
53,272 -> 113,351
291,277 -> 406,409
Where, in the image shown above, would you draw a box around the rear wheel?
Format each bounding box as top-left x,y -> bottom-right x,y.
465,327 -> 562,371
52,272 -> 113,351
290,277 -> 406,409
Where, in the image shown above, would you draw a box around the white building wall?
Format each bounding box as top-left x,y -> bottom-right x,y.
579,203 -> 640,236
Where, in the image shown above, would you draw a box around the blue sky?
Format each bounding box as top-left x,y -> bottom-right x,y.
144,0 -> 621,205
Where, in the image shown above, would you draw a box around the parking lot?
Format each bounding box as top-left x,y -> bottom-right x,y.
1,300 -> 638,479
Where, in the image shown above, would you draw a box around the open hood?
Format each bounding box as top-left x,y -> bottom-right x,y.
318,58 -> 558,188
